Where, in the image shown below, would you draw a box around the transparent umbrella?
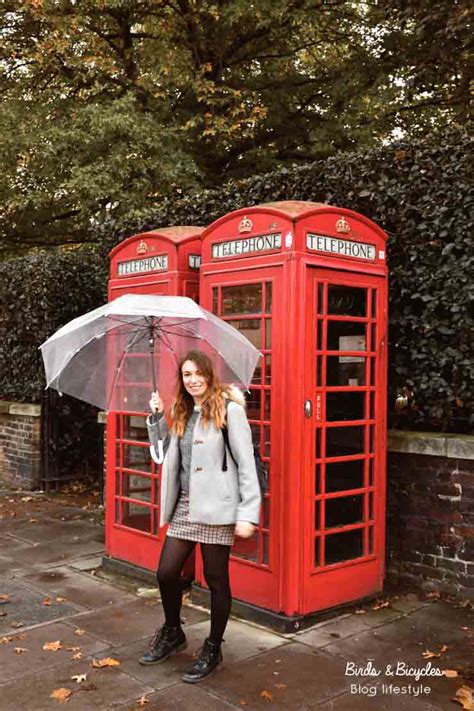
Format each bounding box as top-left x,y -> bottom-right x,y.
40,294 -> 262,414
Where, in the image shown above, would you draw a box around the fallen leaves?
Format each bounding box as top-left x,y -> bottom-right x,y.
422,644 -> 448,659
74,628 -> 85,636
42,597 -> 52,606
14,647 -> 28,654
260,690 -> 274,702
0,594 -> 10,602
371,600 -> 390,611
137,696 -> 150,706
444,669 -> 459,678
91,657 -> 121,668
71,673 -> 87,684
55,596 -> 67,603
43,640 -> 63,652
50,688 -> 72,704
453,685 -> 473,710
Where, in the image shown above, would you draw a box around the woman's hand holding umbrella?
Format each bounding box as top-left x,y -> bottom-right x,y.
149,391 -> 164,414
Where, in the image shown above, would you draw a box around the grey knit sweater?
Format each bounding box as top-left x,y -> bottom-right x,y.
178,407 -> 200,494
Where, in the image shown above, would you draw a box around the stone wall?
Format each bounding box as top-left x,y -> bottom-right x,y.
0,401 -> 42,489
386,431 -> 474,602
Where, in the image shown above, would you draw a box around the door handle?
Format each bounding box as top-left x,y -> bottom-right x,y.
304,400 -> 312,418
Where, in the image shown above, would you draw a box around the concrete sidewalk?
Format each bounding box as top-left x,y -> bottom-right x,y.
0,490 -> 472,711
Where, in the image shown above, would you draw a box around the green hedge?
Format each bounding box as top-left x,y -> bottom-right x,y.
1,126 -> 472,438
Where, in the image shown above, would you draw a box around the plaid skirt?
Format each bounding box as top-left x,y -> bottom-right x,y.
167,491 -> 235,546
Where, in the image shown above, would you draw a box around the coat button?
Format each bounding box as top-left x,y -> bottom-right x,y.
193,439 -> 204,444
195,466 -> 203,471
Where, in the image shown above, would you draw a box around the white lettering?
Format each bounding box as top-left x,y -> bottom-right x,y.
117,255 -> 168,276
307,233 -> 376,261
211,233 -> 281,259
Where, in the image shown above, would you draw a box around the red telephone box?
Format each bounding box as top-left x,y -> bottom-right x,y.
196,201 -> 388,627
105,227 -> 203,572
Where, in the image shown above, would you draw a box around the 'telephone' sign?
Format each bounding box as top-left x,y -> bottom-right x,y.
212,233 -> 281,259
307,233 -> 376,261
117,255 -> 168,276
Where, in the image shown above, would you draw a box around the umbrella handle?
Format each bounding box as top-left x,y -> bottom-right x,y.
150,441 -> 164,465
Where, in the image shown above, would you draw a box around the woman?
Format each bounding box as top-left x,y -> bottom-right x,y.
139,350 -> 261,683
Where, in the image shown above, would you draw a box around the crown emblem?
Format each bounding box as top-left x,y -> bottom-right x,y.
336,216 -> 350,234
238,215 -> 253,233
136,240 -> 148,255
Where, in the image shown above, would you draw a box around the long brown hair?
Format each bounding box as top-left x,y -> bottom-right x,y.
170,350 -> 231,437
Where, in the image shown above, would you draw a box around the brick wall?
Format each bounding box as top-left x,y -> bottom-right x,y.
0,402 -> 41,489
386,432 -> 474,602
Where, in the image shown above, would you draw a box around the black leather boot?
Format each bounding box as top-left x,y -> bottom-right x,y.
138,624 -> 187,665
182,637 -> 223,683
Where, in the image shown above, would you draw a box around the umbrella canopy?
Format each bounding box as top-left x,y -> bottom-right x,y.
40,294 -> 261,413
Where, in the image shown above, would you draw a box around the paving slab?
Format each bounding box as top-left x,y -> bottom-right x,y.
318,688 -> 442,710
0,620 -> 109,682
117,683 -> 241,710
6,518 -> 102,545
389,594 -> 434,614
296,614 -> 373,649
64,599 -> 209,646
352,605 -> 404,627
0,658 -> 154,711
202,642 -> 348,709
7,537 -> 105,567
113,618 -> 289,688
19,566 -> 135,609
0,579 -> 82,634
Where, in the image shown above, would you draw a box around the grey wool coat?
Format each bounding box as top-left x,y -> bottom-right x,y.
147,387 -> 261,528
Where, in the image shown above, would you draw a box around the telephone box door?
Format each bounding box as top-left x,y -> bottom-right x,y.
303,268 -> 387,612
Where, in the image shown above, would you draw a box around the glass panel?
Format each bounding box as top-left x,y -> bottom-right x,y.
115,498 -> 121,525
314,536 -> 322,567
265,283 -> 273,313
314,501 -> 321,531
152,509 -> 160,536
370,391 -> 376,419
371,290 -> 377,318
325,459 -> 364,493
262,534 -> 269,565
123,356 -> 149,384
317,320 -> 324,350
369,457 -> 374,486
262,496 -> 270,529
368,425 -> 375,453
212,287 -> 218,314
327,321 -> 366,352
326,357 -> 366,386
325,495 -> 364,528
370,323 -> 377,351
315,463 -> 322,494
119,443 -> 152,473
368,526 -> 374,554
326,426 -> 365,458
369,357 -> 375,385
265,355 -> 272,385
250,422 -> 261,443
230,319 -> 262,349
315,428 -> 322,459
222,284 -> 262,315
369,493 -> 374,521
121,501 -> 151,532
325,528 -> 363,564
264,390 -> 271,420
121,472 -> 153,503
327,285 -> 367,317
263,425 -> 271,458
247,389 -> 261,420
252,360 -> 262,385
232,535 -> 259,563
265,319 -> 272,349
316,355 -> 323,386
122,415 -> 148,442
326,392 -> 365,421
317,283 -> 324,315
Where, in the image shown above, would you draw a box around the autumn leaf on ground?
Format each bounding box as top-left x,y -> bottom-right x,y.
50,687 -> 72,704
14,647 -> 28,654
43,641 -> 63,651
55,597 -> 67,603
91,657 -> 121,668
444,670 -> 459,678
239,702 -> 249,706
42,597 -> 52,606
422,645 -> 447,659
71,674 -> 87,683
274,683 -> 288,689
0,594 -> 9,601
355,608 -> 367,614
65,646 -> 81,652
21,496 -> 33,502
260,690 -> 274,701
137,695 -> 149,706
11,621 -> 24,628
453,685 -> 473,710
371,600 -> 390,610
0,636 -> 12,644
71,652 -> 83,660
74,628 -> 85,636
425,591 -> 441,599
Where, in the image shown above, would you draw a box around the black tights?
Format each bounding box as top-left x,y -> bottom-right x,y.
156,536 -> 232,644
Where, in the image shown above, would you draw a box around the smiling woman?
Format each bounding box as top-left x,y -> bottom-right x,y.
142,349 -> 261,683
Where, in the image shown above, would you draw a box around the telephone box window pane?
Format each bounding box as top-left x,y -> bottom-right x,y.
327,322 -> 367,352
265,355 -> 272,385
263,425 -> 271,457
368,425 -> 375,453
369,457 -> 375,486
121,502 -> 151,532
247,389 -> 261,420
326,357 -> 366,386
265,319 -> 272,349
122,415 -> 148,442
315,428 -> 322,459
325,495 -> 364,528
317,283 -> 324,315
327,285 -> 367,317
325,529 -> 363,564
265,283 -> 273,313
326,392 -> 365,422
368,526 -> 374,554
121,472 -> 153,503
316,356 -> 323,386
370,323 -> 377,351
326,426 -> 364,458
317,320 -> 324,351
123,357 -> 149,384
370,391 -> 376,419
262,496 -> 270,529
371,290 -> 377,318
222,284 -> 262,315
252,360 -> 262,385
212,287 -> 218,314
314,536 -> 322,567
264,390 -> 271,420
369,357 -> 375,385
325,459 -> 364,493
250,422 -> 261,442
369,493 -> 374,521
119,444 -> 152,474
262,534 -> 269,565
314,501 -> 321,531
232,535 -> 259,563
231,319 -> 262,349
